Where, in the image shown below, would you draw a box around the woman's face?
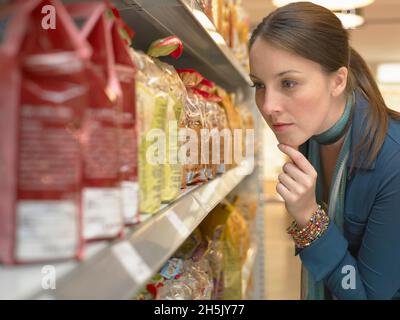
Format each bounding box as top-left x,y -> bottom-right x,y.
249,38 -> 344,148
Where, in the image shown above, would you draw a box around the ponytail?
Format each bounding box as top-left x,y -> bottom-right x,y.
348,47 -> 400,174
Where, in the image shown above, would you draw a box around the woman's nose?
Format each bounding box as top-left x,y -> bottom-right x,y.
261,91 -> 283,115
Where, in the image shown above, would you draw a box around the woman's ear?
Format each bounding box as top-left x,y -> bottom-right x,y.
331,66 -> 348,97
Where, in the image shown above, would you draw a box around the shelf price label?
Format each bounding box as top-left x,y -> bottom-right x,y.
166,211 -> 190,238
112,241 -> 152,284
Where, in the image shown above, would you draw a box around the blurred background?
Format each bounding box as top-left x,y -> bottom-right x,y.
244,0 -> 400,299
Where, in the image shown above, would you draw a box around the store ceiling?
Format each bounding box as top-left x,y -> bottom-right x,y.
242,0 -> 400,64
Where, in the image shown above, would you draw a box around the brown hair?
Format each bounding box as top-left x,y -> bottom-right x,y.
249,2 -> 400,174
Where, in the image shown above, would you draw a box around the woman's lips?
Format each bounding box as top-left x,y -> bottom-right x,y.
272,123 -> 293,132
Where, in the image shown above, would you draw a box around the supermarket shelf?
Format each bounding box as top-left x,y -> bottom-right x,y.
242,243 -> 258,299
112,0 -> 252,99
0,159 -> 254,300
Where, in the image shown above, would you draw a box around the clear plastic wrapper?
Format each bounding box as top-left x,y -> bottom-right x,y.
157,278 -> 193,300
154,60 -> 186,202
204,225 -> 225,299
182,258 -> 213,300
178,84 -> 207,187
131,50 -> 167,214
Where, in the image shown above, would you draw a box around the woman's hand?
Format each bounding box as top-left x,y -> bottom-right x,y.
276,143 -> 319,228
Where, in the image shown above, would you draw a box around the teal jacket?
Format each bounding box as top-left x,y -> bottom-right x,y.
298,90 -> 400,299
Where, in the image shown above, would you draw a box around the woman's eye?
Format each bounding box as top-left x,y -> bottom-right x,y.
251,82 -> 265,90
282,80 -> 297,89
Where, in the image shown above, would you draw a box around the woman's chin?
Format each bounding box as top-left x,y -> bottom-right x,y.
275,135 -> 307,149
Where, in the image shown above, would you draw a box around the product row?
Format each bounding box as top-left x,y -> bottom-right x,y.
134,192 -> 258,300
0,0 -> 254,265
196,0 -> 250,71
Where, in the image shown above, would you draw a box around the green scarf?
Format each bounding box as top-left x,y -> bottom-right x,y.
301,93 -> 355,300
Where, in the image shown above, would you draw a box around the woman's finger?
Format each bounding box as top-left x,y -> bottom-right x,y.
276,182 -> 294,203
278,144 -> 316,177
282,162 -> 308,182
278,172 -> 299,193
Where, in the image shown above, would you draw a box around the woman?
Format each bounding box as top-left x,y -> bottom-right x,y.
249,2 -> 400,300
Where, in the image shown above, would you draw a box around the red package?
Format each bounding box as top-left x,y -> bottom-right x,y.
108,7 -> 139,226
0,0 -> 91,264
66,2 -> 125,240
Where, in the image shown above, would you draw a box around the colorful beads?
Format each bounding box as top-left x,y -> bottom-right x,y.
286,205 -> 330,249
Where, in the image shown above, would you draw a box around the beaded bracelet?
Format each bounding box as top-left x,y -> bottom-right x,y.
286,205 -> 330,249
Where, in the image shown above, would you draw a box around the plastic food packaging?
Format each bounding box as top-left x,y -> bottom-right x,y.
204,225 -> 225,299
134,274 -> 165,300
182,258 -> 213,300
66,2 -> 124,241
131,50 -> 167,214
0,0 -> 91,264
216,86 -> 243,169
157,278 -> 193,300
108,8 -> 139,225
177,69 -> 208,187
196,79 -> 228,176
199,202 -> 243,299
153,60 -> 186,202
238,106 -> 256,158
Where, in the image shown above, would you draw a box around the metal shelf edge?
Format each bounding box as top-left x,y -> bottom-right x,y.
0,161 -> 253,300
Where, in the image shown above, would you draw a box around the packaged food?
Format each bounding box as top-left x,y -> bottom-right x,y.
67,2 -> 124,241
160,258 -> 184,280
216,86 -> 243,168
196,79 -> 229,176
177,70 -> 207,187
131,50 -> 167,214
188,88 -> 213,180
182,258 -> 213,300
200,201 -> 243,299
146,36 -> 186,202
216,103 -> 230,174
0,0 -> 91,264
108,8 -> 139,225
222,211 -> 243,300
134,274 -> 165,300
157,278 -> 193,300
228,205 -> 250,264
178,69 -> 204,87
154,61 -> 185,202
235,3 -> 250,71
204,225 -> 225,299
0,2 -> 22,264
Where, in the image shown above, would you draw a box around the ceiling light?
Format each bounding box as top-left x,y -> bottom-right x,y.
272,0 -> 375,11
